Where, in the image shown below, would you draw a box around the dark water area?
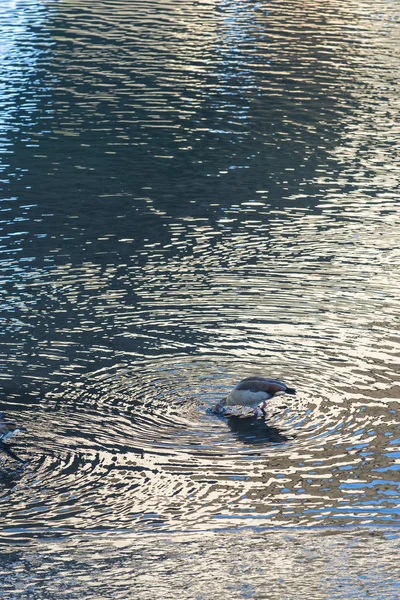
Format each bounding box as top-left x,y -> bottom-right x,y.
1,0 -> 400,597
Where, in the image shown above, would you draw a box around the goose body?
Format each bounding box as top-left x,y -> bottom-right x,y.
213,376 -> 296,417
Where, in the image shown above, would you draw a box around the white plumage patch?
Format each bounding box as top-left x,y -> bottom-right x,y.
0,428 -> 20,442
227,389 -> 270,407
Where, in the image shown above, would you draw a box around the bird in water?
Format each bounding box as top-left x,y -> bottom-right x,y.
0,417 -> 26,463
212,376 -> 296,418
0,420 -> 22,442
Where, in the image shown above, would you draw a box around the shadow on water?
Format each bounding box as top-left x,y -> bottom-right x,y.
226,415 -> 291,445
0,443 -> 25,465
0,449 -> 26,483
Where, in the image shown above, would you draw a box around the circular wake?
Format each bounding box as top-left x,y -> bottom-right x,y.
1,356 -> 398,532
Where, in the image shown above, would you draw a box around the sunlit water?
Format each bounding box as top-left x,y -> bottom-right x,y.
0,0 -> 399,597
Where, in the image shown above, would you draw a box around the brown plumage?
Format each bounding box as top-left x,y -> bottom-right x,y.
234,377 -> 289,396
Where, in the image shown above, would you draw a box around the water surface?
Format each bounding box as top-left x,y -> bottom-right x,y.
0,0 -> 399,597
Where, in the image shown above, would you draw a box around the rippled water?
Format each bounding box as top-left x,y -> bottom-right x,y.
1,0 -> 400,596
1,529 -> 399,600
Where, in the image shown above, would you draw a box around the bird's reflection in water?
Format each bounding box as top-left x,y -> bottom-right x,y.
227,415 -> 291,445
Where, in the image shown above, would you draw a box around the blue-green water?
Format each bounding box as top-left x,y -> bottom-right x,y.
0,0 -> 399,597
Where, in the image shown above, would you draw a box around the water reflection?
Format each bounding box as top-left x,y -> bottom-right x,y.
0,1 -> 52,179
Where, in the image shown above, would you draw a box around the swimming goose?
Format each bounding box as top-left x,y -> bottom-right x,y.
212,376 -> 296,418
